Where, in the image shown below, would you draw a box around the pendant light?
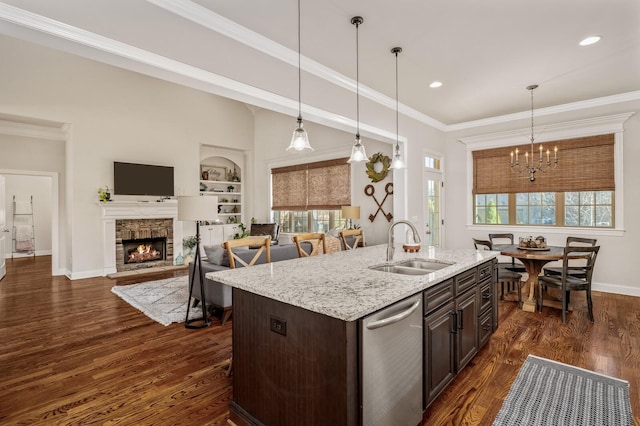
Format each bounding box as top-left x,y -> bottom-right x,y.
390,47 -> 406,169
348,16 -> 367,163
286,0 -> 313,152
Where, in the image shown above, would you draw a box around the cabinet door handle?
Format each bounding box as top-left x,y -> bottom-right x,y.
457,309 -> 463,330
451,312 -> 457,334
482,292 -> 491,300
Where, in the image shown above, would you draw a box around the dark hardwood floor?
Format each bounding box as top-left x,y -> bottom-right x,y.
1,256 -> 638,425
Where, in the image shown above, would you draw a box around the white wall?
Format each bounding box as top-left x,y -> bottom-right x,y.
0,35 -> 254,278
1,174 -> 52,257
444,100 -> 640,296
252,108 -> 401,246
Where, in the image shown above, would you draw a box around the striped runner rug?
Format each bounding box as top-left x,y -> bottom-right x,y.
494,354 -> 633,425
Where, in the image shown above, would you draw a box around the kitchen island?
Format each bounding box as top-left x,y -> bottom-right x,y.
209,244 -> 497,426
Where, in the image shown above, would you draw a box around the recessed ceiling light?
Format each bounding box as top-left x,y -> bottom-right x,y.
579,35 -> 601,46
429,81 -> 442,88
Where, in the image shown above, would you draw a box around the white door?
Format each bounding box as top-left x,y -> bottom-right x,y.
0,175 -> 6,280
424,156 -> 443,247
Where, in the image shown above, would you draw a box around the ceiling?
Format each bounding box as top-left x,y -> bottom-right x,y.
1,0 -> 639,131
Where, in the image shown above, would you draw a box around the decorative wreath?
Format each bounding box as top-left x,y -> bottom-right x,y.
365,152 -> 391,182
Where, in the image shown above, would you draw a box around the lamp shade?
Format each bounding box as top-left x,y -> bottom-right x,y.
177,196 -> 218,221
341,205 -> 360,220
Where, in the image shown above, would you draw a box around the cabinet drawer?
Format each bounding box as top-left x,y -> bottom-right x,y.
478,309 -> 493,349
478,261 -> 494,284
478,280 -> 492,314
455,268 -> 477,295
424,279 -> 454,315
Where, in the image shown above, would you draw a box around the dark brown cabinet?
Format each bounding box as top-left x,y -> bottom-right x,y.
423,259 -> 495,408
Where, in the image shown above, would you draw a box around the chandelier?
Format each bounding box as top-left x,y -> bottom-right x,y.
510,84 -> 558,182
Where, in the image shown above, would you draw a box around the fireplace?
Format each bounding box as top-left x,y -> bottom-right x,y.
123,237 -> 166,264
115,218 -> 174,272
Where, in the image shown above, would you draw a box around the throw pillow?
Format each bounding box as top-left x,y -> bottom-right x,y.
203,245 -> 226,265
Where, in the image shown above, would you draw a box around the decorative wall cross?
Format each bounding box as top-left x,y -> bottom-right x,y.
365,182 -> 393,222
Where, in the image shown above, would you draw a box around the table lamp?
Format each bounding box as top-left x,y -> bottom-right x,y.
178,195 -> 218,329
341,205 -> 360,230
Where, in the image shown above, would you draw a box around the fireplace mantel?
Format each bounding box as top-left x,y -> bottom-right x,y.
100,201 -> 183,275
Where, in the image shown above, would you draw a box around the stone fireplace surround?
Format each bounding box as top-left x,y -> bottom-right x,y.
116,218 -> 173,271
100,201 -> 183,275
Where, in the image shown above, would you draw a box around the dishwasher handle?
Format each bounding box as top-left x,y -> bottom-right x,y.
366,299 -> 421,330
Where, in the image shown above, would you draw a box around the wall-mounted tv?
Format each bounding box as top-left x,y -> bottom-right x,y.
113,161 -> 174,196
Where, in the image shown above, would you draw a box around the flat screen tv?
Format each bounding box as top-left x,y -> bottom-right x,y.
113,161 -> 174,196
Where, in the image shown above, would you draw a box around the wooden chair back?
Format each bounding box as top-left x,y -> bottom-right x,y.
472,238 -> 492,251
292,232 -> 327,257
339,229 -> 364,250
222,236 -> 271,269
488,233 -> 514,245
562,245 -> 599,282
489,233 -> 525,271
566,236 -> 597,247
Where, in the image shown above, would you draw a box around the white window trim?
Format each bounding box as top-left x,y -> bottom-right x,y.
459,112 -> 634,237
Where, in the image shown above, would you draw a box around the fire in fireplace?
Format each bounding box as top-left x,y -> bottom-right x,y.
123,237 -> 166,264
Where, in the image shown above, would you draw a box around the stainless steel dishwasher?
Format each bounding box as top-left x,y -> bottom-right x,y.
361,293 -> 423,426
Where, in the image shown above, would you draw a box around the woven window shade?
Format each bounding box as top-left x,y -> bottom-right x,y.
473,134 -> 614,194
272,158 -> 350,210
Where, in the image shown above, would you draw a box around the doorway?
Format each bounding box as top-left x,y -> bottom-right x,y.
423,154 -> 443,247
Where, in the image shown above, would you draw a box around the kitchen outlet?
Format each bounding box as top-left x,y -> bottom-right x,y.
270,316 -> 286,336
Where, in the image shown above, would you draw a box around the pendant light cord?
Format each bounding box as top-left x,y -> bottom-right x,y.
297,0 -> 302,120
395,49 -> 399,153
355,19 -> 360,137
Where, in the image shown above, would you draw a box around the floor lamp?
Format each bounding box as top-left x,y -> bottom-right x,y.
341,205 -> 360,230
178,195 -> 218,329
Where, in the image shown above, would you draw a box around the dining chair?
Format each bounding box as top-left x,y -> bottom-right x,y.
543,237 -> 597,278
537,245 -> 599,323
221,235 -> 271,376
488,233 -> 526,273
292,232 -> 327,257
473,238 -> 523,306
339,229 -> 365,250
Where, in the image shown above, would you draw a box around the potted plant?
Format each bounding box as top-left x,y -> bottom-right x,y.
97,186 -> 111,203
233,223 -> 249,239
182,235 -> 197,264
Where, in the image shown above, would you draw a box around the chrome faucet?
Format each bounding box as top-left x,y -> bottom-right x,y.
387,220 -> 422,262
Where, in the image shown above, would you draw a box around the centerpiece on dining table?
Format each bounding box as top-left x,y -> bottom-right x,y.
518,235 -> 548,250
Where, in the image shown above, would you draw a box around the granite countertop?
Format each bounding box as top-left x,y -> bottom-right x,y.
207,245 -> 498,322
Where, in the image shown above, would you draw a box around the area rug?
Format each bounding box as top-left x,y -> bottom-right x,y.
494,354 -> 633,425
111,275 -> 201,326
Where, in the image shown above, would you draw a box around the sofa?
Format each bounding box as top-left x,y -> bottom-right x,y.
188,241 -> 312,324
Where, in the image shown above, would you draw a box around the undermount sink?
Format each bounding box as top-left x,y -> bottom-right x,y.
370,259 -> 454,275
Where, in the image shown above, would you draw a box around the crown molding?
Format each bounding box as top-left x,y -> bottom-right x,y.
458,112 -> 635,150
1,2 -> 637,136
0,119 -> 66,140
446,91 -> 640,132
146,0 -> 448,131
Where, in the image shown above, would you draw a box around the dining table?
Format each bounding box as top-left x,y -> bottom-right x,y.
494,244 -> 582,313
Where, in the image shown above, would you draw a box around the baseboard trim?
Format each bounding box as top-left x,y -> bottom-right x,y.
593,281 -> 640,298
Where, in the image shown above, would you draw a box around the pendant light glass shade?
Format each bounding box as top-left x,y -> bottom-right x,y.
389,47 -> 405,169
348,16 -> 367,163
286,0 -> 313,152
348,135 -> 367,163
287,116 -> 313,151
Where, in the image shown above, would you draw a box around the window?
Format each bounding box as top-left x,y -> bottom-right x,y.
271,158 -> 350,232
565,191 -> 613,227
516,192 -> 555,225
472,134 -> 615,228
474,194 -> 508,224
273,209 -> 344,233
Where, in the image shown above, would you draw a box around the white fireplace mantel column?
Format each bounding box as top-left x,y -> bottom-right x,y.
99,201 -> 182,275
